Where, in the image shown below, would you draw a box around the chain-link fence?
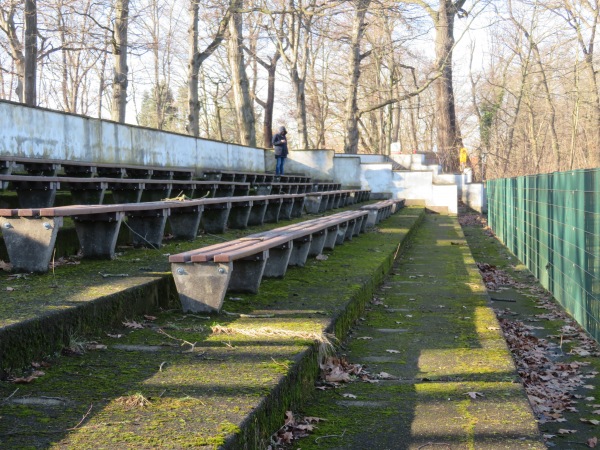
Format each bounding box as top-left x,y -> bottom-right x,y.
487,169 -> 600,342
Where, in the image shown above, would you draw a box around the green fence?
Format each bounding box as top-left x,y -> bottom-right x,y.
487,170 -> 600,342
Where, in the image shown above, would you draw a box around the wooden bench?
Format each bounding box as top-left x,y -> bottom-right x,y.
0,156 -> 196,180
169,209 -> 369,312
0,175 -> 249,208
254,182 -> 314,195
0,193 -> 307,273
202,170 -> 311,185
313,182 -> 341,192
360,199 -> 406,227
304,189 -> 371,214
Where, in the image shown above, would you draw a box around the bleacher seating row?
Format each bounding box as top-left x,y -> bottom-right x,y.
169,199 -> 405,313
0,190 -> 371,273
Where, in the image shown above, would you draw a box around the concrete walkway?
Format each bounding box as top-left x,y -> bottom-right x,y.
298,213 -> 545,449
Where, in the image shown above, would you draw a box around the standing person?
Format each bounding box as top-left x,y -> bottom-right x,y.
272,126 -> 289,176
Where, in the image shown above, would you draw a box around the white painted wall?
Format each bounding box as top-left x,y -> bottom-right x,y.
333,155 -> 362,187
0,100 -> 464,213
360,163 -> 394,192
462,183 -> 487,213
0,101 -> 266,174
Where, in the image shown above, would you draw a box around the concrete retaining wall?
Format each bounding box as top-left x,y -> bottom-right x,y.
0,101 -> 265,174
0,100 -> 463,213
462,183 -> 487,213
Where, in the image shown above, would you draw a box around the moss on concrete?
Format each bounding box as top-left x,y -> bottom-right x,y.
296,213 -> 544,449
0,205 -> 423,449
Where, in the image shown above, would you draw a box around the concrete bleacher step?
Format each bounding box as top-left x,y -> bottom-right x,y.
0,206 -> 423,448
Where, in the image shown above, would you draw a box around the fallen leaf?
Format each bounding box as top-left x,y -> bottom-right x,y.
558,429 -> 577,434
304,417 -> 326,423
6,286 -> 15,291
386,349 -> 400,354
377,372 -> 396,380
581,419 -> 600,426
107,333 -> 124,339
12,376 -> 37,384
86,344 -> 107,351
543,434 -> 556,439
315,254 -> 328,261
122,321 -> 144,329
466,391 -> 484,399
342,393 -> 357,398
588,437 -> 598,448
144,315 -> 157,321
357,336 -> 373,340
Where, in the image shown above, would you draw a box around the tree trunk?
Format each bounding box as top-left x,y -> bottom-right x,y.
434,1 -> 463,171
227,1 -> 255,147
187,0 -> 200,136
263,57 -> 279,148
343,0 -> 370,154
187,0 -> 232,137
111,0 -> 129,123
24,0 -> 37,106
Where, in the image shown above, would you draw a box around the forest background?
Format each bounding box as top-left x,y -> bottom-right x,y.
1,0 -> 598,180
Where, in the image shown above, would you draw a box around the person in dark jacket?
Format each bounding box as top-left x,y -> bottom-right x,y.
272,126 -> 289,176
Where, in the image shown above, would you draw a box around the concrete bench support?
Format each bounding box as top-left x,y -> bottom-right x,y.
304,194 -> 323,214
0,216 -> 62,272
291,197 -> 305,218
169,205 -> 204,240
308,229 -> 326,256
111,185 -> 143,204
247,201 -> 268,226
14,182 -> 59,208
288,235 -> 312,266
201,203 -> 231,233
323,225 -> 339,250
172,262 -> 233,313
263,243 -> 293,278
279,198 -> 294,221
73,212 -> 124,259
228,201 -> 252,229
227,252 -> 268,293
264,199 -> 282,223
127,208 -> 169,248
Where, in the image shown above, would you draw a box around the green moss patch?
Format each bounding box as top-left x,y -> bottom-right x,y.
0,206 -> 423,449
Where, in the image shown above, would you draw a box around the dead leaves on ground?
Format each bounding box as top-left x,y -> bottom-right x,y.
115,393 -> 151,409
268,411 -> 326,449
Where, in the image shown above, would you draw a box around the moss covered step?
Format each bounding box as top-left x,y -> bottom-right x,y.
0,207 -> 423,449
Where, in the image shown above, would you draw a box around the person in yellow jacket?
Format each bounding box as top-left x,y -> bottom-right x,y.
459,147 -> 468,172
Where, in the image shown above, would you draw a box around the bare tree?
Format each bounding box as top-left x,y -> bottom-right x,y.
0,1 -> 25,101
187,0 -> 233,137
343,0 -> 372,154
227,0 -> 255,146
111,0 -> 128,122
24,0 -> 37,105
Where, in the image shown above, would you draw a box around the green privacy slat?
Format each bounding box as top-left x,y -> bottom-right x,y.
487,169 -> 600,342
